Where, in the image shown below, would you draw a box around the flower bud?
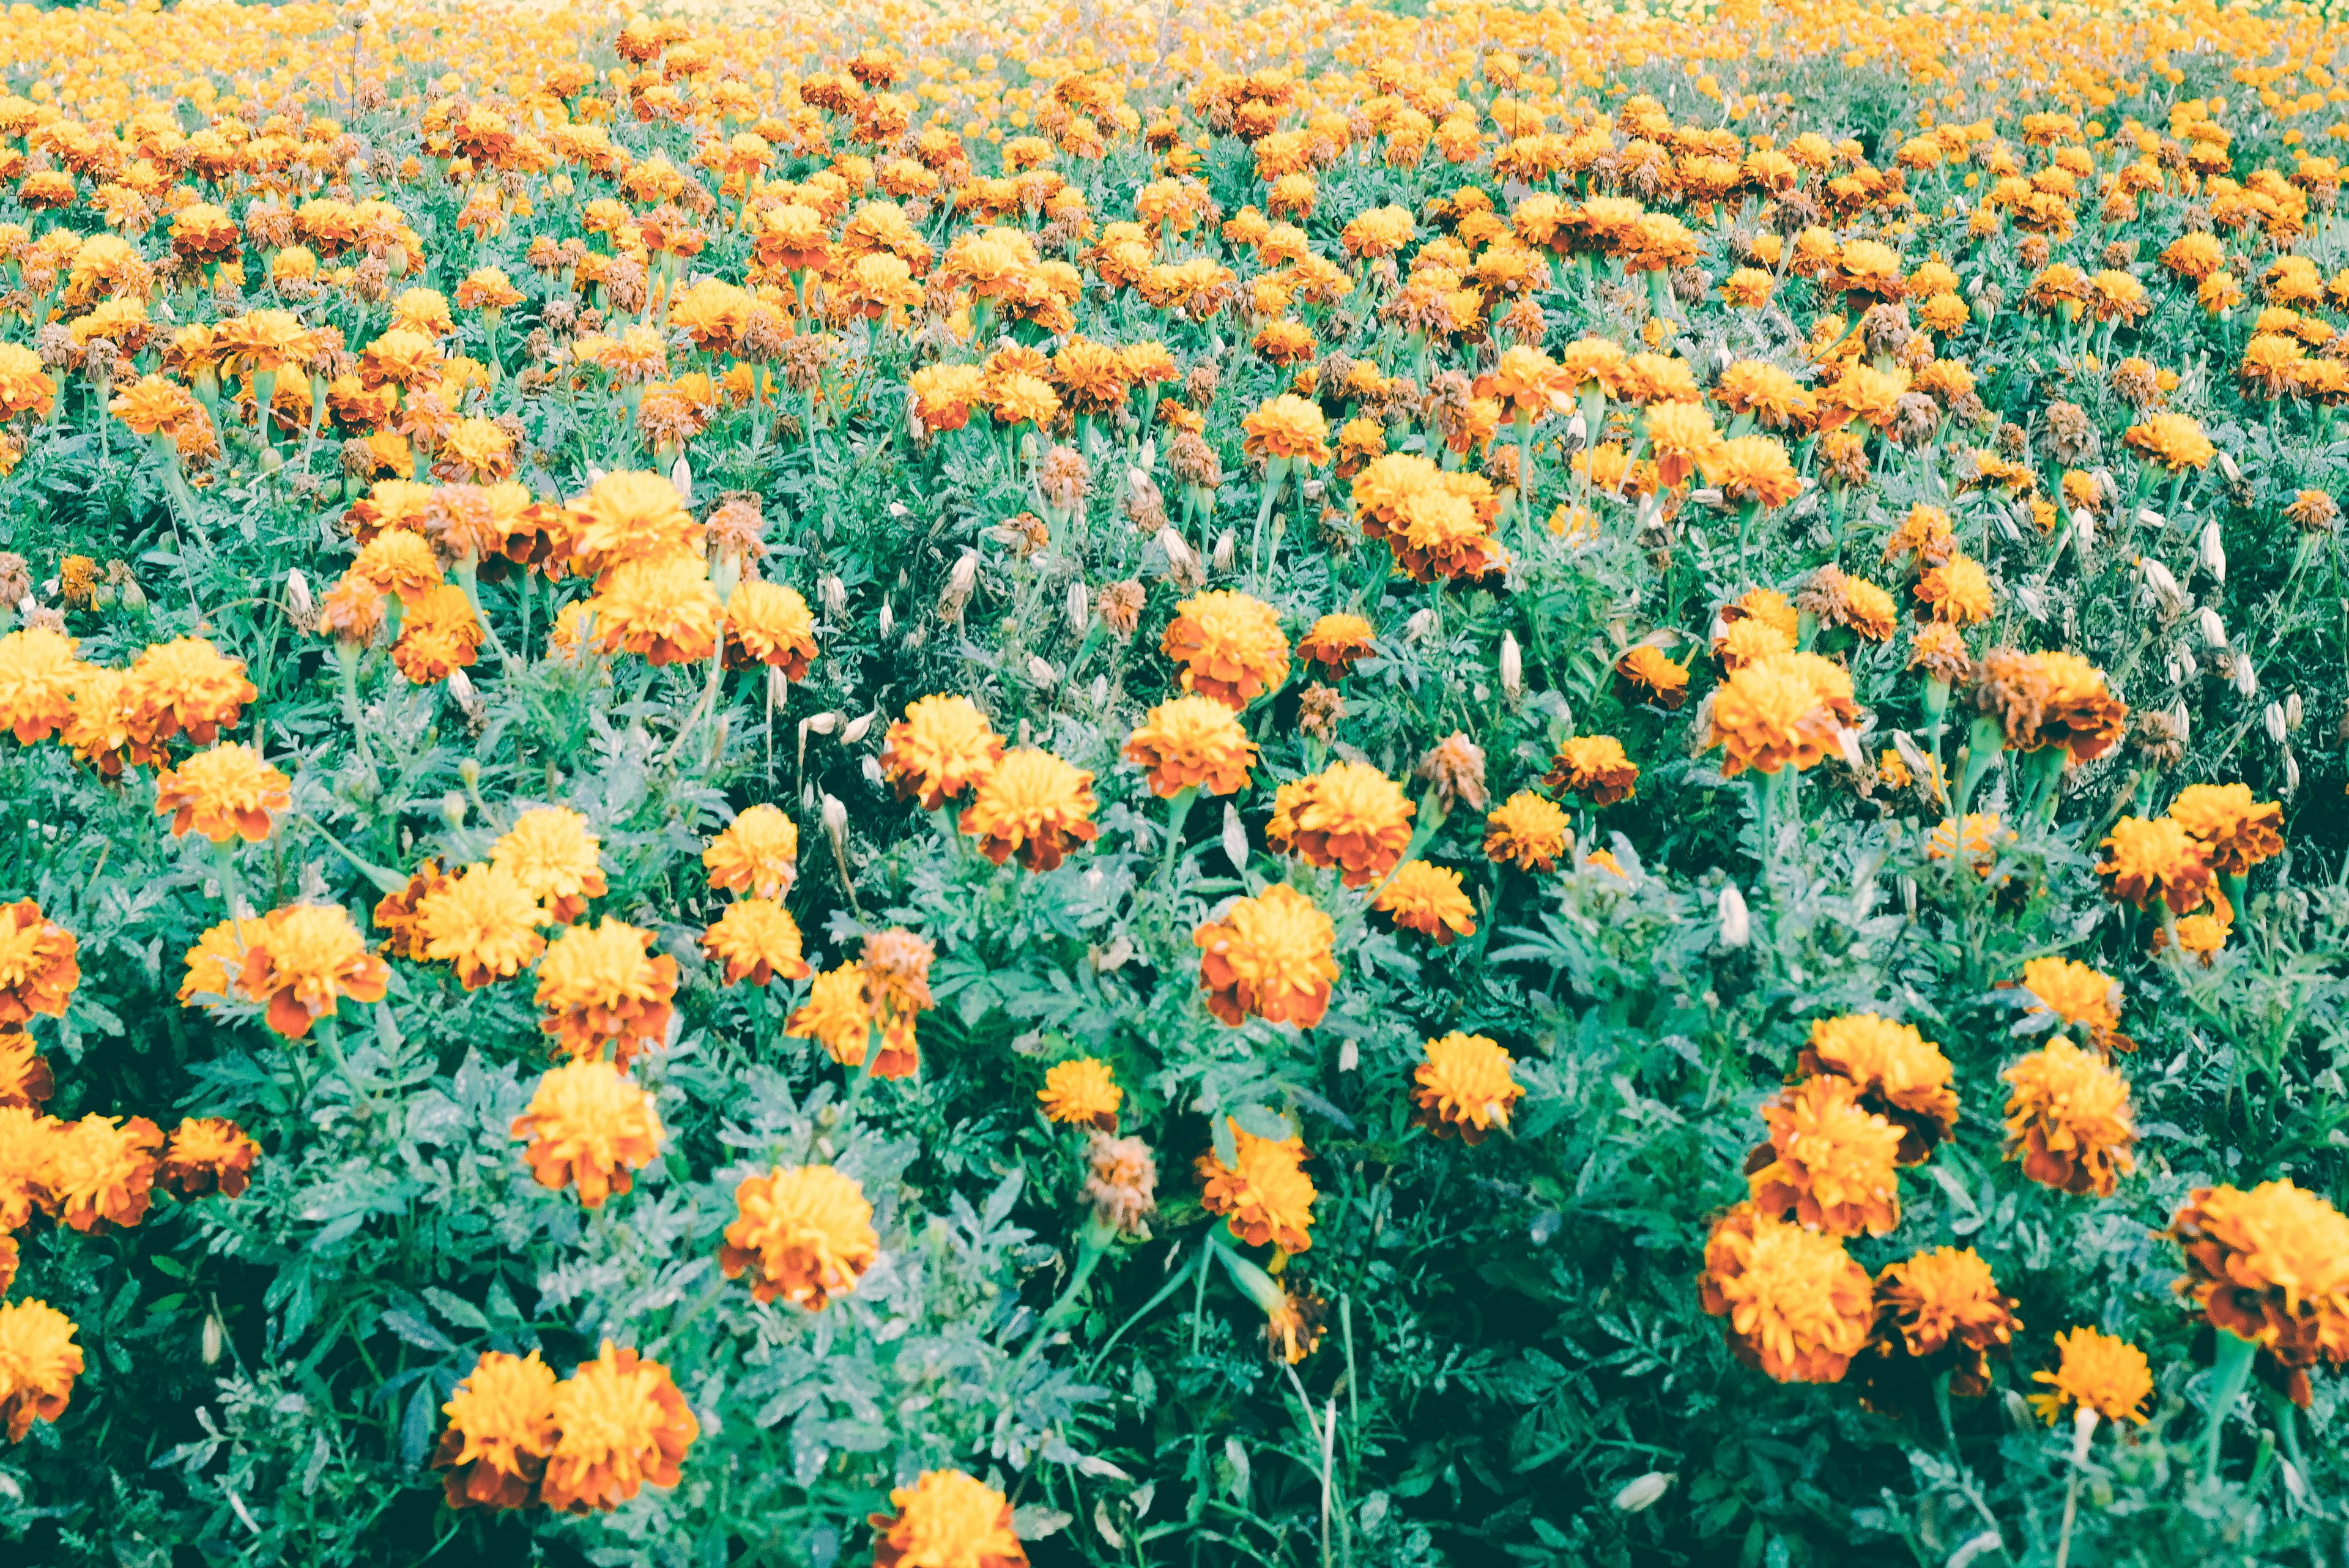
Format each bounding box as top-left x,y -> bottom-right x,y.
1066,581 -> 1090,638
2284,745 -> 2301,795
285,567 -> 316,625
669,453 -> 692,503
1026,654 -> 1058,689
1612,1473 -> 1674,1514
1498,631 -> 1523,700
1211,530 -> 1236,571
1835,726 -> 1866,773
1716,882 -> 1750,949
819,573 -> 847,619
2232,654 -> 2258,699
1156,526 -> 1196,574
2197,519 -> 2225,583
2285,691 -> 2303,731
1220,801 -> 1250,877
2196,606 -> 2228,647
2139,557 -> 2183,615
202,1312 -> 224,1367
841,711 -> 874,745
1405,608 -> 1439,642
2217,450 -> 2241,485
878,600 -> 896,639
2264,702 -> 2287,745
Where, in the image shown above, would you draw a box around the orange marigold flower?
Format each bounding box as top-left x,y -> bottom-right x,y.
2017,956 -> 2132,1053
960,749 -> 1100,871
2169,1180 -> 2349,1406
1038,1057 -> 1122,1130
2123,411 -> 2216,472
371,860 -> 449,962
1483,790 -> 1573,872
869,1469 -> 1029,1568
0,901 -> 78,1027
1710,651 -> 1858,777
2003,1039 -> 2136,1197
720,1164 -> 879,1309
2030,1326 -> 2153,1425
1699,1203 -> 1874,1383
0,1032 -> 51,1110
2168,782 -> 2285,877
1745,1076 -> 1903,1237
1543,735 -> 1639,804
787,964 -> 918,1079
490,807 -> 607,924
1866,1247 -> 2021,1399
880,694 -> 1006,810
1197,1121 -> 1316,1251
513,1058 -> 664,1208
158,1117 -> 259,1198
152,743 -> 292,843
0,627 -> 82,745
0,1105 -> 53,1231
538,1343 -> 699,1514
1797,1014 -> 1959,1164
703,804 -> 800,899
46,1113 -> 163,1233
1372,860 -> 1477,945
1294,612 -> 1377,676
1085,1129 -> 1159,1236
1713,615 -> 1795,673
119,636 -> 256,762
1614,644 -> 1689,709
1124,695 -> 1258,797
1195,883 -> 1337,1029
1241,393 -> 1332,465
1412,1031 -> 1522,1142
699,898 -> 810,986
1699,434 -> 1803,508
723,579 -> 818,677
1266,760 -> 1413,887
390,583 -> 485,684
563,470 -> 703,581
1913,553 -> 1994,625
0,1298 -> 83,1443
1162,590 -> 1290,708
535,919 -> 678,1069
418,863 -> 549,989
589,553 -> 722,666
237,904 -> 390,1039
2098,815 -> 2215,913
1926,812 -> 2013,875
433,1350 -> 558,1510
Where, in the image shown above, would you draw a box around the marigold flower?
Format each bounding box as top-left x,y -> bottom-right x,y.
1483,790 -> 1572,872
1699,1203 -> 1874,1383
959,749 -> 1100,871
1241,393 -> 1332,465
1797,1014 -> 1958,1163
564,470 -> 702,581
2168,782 -> 2285,877
0,1105 -> 53,1231
724,579 -> 818,677
869,1469 -> 1028,1568
2029,1326 -> 2152,1424
1710,651 -> 1858,777
489,808 -> 607,924
1543,735 -> 1639,804
119,636 -> 256,762
1198,1121 -> 1316,1251
1412,1032 -> 1522,1142
158,1117 -> 259,1198
433,1350 -> 558,1510
2123,411 -> 2215,472
1038,1057 -> 1123,1130
703,804 -> 800,899
1264,1287 -> 1329,1365
1745,1076 -> 1903,1238
513,1059 -> 664,1209
588,553 -> 722,666
1866,1247 -> 2020,1399
0,901 -> 78,1027
1614,645 -> 1689,709
418,863 -> 549,989
0,627 -> 81,745
535,919 -> 678,1069
538,1343 -> 698,1514
1801,566 -> 1898,642
2017,956 -> 2131,1053
0,1299 -> 83,1443
1085,1129 -> 1159,1236
1913,554 -> 1994,625
2170,1180 -> 2349,1406
880,694 -> 1005,809
720,1164 -> 879,1309
152,743 -> 292,844
1699,434 -> 1803,507
1926,812 -> 2013,875
2097,815 -> 2215,913
1416,732 -> 1488,813
1124,695 -> 1256,798
1373,860 -> 1477,945
239,904 -> 390,1039
1713,616 -> 1794,673
390,584 -> 484,683
46,1113 -> 162,1233
1266,761 -> 1413,887
1295,612 -> 1377,676
0,1032 -> 50,1110
1161,590 -> 1290,708
1909,621 -> 1973,685
788,963 -> 918,1078
699,898 -> 809,986
2003,1039 -> 2136,1197
1195,884 -> 1337,1028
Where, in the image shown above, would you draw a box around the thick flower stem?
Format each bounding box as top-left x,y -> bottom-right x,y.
2205,1327 -> 2261,1482
316,1013 -> 376,1118
1951,713 -> 2005,822
1249,456 -> 1289,590
210,838 -> 248,920
335,643 -> 375,776
2055,1407 -> 2098,1568
1159,786 -> 1198,887
451,558 -> 516,677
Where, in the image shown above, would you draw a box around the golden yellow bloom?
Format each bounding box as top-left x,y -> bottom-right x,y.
720,1164 -> 879,1310
960,748 -> 1100,871
2003,1039 -> 2136,1197
239,904 -> 390,1040
1699,434 -> 1803,507
1197,1121 -> 1316,1251
588,553 -> 722,666
490,807 -> 607,924
152,743 -> 291,844
0,627 -> 81,745
1295,612 -> 1378,676
0,901 -> 79,1028
703,804 -> 800,899
2168,782 -> 2285,877
1614,645 -> 1689,709
46,1112 -> 163,1234
868,1469 -> 1029,1568
390,584 -> 485,684
0,1031 -> 50,1110
1913,553 -> 1994,625
1699,1203 -> 1874,1384
418,863 -> 548,989
1866,1247 -> 2020,1399
158,1117 -> 259,1199
535,919 -> 678,1069
0,1105 -> 53,1232
724,579 -> 819,677
1124,695 -> 1257,797
119,636 -> 256,763
2098,816 -> 2215,913
1745,1076 -> 1903,1238
538,1343 -> 698,1513
1926,812 -> 2013,875
513,1059 -> 664,1209
1038,1057 -> 1123,1130
880,694 -> 1005,809
1195,883 -> 1337,1028
2030,1327 -> 2152,1425
1710,651 -> 1857,777
699,898 -> 809,986
0,1298 -> 83,1443
1543,735 -> 1638,804
2017,956 -> 2131,1053
1798,1014 -> 1958,1163
2123,411 -> 2215,472
2170,1180 -> 2349,1406
1412,1032 -> 1522,1143
433,1350 -> 557,1510
1241,393 -> 1331,465
1161,590 -> 1290,708
1373,859 -> 1476,945
563,470 -> 702,581
1483,790 -> 1572,872
1266,761 -> 1414,887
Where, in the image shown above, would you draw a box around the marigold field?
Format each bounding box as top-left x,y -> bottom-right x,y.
4,0 -> 2349,1562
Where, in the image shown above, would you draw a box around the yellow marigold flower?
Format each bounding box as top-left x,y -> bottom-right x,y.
0,1105 -> 53,1232
720,1164 -> 879,1309
1746,1076 -> 1903,1238
1411,1032 -> 1522,1143
1266,760 -> 1413,888
118,636 -> 256,762
1123,695 -> 1257,797
2030,1326 -> 2153,1425
418,863 -> 549,989
1913,553 -> 1994,625
433,1350 -> 558,1510
1038,1057 -> 1123,1130
158,1117 -> 259,1198
867,1469 -> 1028,1568
1264,1287 -> 1329,1365
1710,651 -> 1858,777
960,748 -> 1100,871
1543,735 -> 1639,804
563,470 -> 702,581
1483,790 -> 1573,872
0,1299 -> 83,1443
2003,1039 -> 2136,1197
589,553 -> 722,666
238,904 -> 390,1040
788,963 -> 918,1079
1198,1121 -> 1316,1251
2017,956 -> 2131,1053
2098,816 -> 2215,913
1614,644 -> 1689,709
1373,860 -> 1477,945
370,861 -> 449,962
489,807 -> 607,924
2169,889 -> 2235,963
880,694 -> 1005,809
1699,1203 -> 1874,1383
1983,650 -> 2128,765
1713,615 -> 1795,673
1162,590 -> 1290,709
699,898 -> 810,986
1868,1247 -> 2021,1399
1642,400 -> 1722,488
2170,1180 -> 2349,1406
0,626 -> 82,744
535,918 -> 678,1069
513,1059 -> 664,1209
351,530 -> 443,609
390,583 -> 484,684
46,1113 -> 163,1233
176,915 -> 268,1008
703,804 -> 801,899
1241,393 -> 1332,465
538,1343 -> 698,1513
2168,782 -> 2285,877
1926,812 -> 2013,875
724,579 -> 819,677
1802,566 -> 1899,642
2123,411 -> 2215,472
1699,432 -> 1804,508
0,344 -> 56,422
152,743 -> 292,843
1295,612 -> 1378,676
1798,1014 -> 1958,1164
0,1031 -> 51,1110
0,901 -> 79,1027
1195,884 -> 1337,1028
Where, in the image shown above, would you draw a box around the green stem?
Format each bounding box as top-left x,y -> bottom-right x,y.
2205,1328 -> 2261,1482
1159,786 -> 1198,887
